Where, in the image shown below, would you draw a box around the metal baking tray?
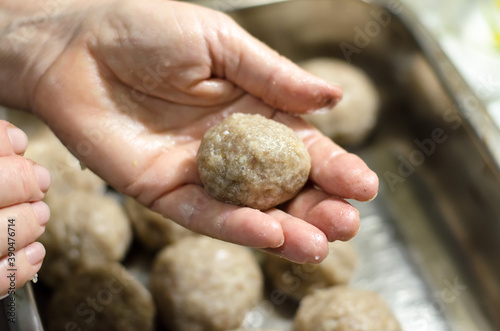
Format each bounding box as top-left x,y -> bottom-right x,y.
194,0 -> 500,330
4,0 -> 500,330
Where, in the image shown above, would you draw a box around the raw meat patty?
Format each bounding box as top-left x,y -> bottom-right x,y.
47,263 -> 155,331
263,241 -> 357,301
196,113 -> 310,210
124,197 -> 195,251
293,286 -> 401,331
39,191 -> 132,287
2,107 -> 47,138
300,58 -> 380,146
25,127 -> 106,195
151,236 -> 263,331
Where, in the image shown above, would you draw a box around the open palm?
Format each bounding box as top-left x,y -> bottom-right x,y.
32,0 -> 378,263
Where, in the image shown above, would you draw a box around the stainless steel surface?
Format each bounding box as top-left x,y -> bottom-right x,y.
1,283 -> 44,331
11,0 -> 500,330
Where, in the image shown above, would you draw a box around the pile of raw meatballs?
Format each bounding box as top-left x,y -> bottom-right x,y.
4,58 -> 401,331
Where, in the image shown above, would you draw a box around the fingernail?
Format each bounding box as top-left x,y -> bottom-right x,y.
34,164 -> 51,192
305,104 -> 333,115
330,83 -> 344,100
367,191 -> 378,202
26,242 -> 46,266
7,127 -> 28,155
274,237 -> 285,248
0,293 -> 8,300
32,201 -> 50,226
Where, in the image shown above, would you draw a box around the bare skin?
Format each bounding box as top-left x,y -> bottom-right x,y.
0,0 -> 378,295
0,121 -> 50,297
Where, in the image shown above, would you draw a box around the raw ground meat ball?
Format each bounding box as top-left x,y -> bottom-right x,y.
196,113 -> 310,211
293,286 -> 401,331
39,191 -> 132,287
124,197 -> 195,251
151,236 -> 264,331
263,241 -> 358,301
24,126 -> 106,195
47,263 -> 155,331
1,107 -> 48,138
3,107 -> 106,194
300,58 -> 380,146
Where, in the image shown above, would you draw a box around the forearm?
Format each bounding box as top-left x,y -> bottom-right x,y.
0,0 -> 86,110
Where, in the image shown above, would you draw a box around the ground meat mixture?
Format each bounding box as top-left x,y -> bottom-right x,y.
293,286 -> 401,331
151,236 -> 263,331
196,113 -> 310,210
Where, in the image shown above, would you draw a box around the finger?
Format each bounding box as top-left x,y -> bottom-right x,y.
0,242 -> 45,298
151,184 -> 284,248
0,156 -> 51,208
285,187 -> 360,242
167,94 -> 275,140
208,11 -> 343,114
0,120 -> 28,156
274,112 -> 379,201
263,209 -> 329,264
307,135 -> 379,201
0,202 -> 50,257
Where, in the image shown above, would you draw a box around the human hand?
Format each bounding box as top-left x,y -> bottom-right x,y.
9,1 -> 377,263
0,120 -> 50,298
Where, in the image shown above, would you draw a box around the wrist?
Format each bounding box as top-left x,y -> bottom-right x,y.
0,1 -> 87,110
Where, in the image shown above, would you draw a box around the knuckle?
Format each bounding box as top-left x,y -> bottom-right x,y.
3,156 -> 38,200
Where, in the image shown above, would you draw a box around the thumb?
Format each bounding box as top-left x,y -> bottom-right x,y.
208,16 -> 343,114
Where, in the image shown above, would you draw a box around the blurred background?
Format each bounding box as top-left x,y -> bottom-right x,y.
400,0 -> 500,126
